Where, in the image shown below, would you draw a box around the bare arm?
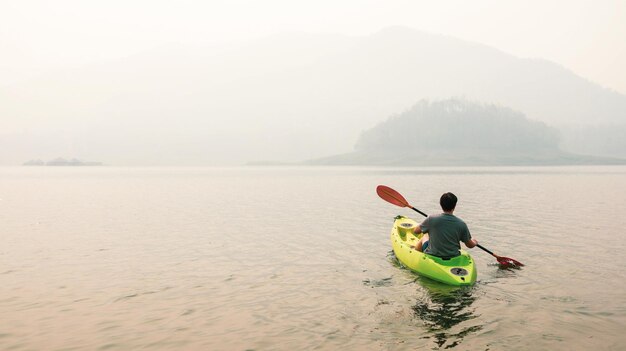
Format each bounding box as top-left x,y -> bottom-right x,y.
464,238 -> 478,248
411,225 -> 427,251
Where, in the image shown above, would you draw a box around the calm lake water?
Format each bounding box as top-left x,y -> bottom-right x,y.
1,166 -> 625,350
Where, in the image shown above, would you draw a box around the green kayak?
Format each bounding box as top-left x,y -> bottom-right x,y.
390,216 -> 477,286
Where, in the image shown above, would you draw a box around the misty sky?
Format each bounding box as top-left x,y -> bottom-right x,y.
2,0 -> 625,93
2,1 -> 626,166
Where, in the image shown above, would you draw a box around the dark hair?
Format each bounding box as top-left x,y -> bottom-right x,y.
440,192 -> 458,212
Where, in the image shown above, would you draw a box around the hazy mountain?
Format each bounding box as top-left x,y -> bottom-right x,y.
307,99 -> 625,166
2,27 -> 625,165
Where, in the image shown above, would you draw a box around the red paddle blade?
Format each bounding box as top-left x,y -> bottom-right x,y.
376,185 -> 411,208
497,256 -> 524,267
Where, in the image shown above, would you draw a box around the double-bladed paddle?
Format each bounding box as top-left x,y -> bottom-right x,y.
376,185 -> 523,268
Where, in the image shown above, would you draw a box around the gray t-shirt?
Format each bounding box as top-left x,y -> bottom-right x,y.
420,213 -> 471,258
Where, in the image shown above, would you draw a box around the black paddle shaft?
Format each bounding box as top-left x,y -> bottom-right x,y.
476,244 -> 495,255
411,207 -> 428,217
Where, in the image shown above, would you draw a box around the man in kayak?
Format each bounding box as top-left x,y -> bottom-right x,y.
412,192 -> 478,258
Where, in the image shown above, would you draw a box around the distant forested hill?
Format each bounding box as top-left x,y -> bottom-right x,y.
356,99 -> 559,153
308,99 -> 625,166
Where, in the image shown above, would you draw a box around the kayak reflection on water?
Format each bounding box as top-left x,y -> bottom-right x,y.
412,283 -> 481,349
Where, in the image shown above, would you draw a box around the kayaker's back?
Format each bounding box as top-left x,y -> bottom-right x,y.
421,213 -> 472,258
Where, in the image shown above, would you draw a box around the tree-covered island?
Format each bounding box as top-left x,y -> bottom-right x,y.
308,99 -> 626,166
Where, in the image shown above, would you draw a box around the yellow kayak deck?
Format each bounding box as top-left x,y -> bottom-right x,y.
391,216 -> 477,286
